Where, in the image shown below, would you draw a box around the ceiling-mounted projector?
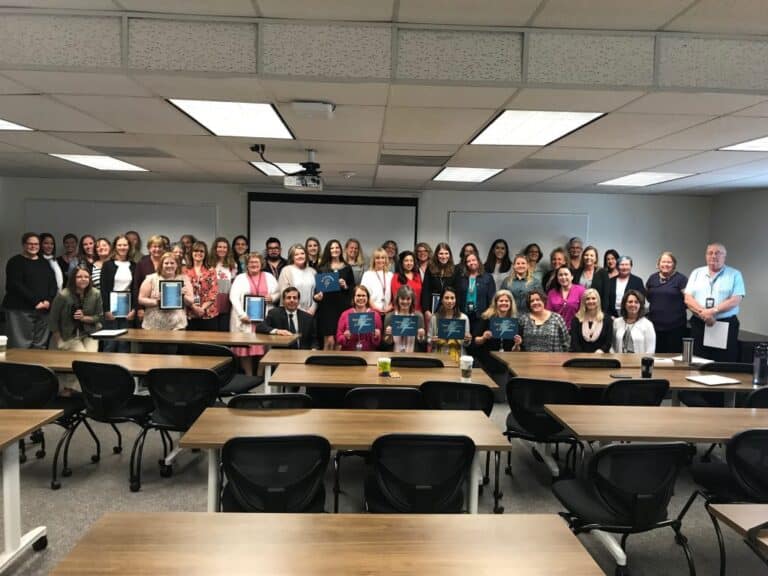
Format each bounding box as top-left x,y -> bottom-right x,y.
251,144 -> 323,192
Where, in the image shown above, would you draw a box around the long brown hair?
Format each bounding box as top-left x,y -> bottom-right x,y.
428,242 -> 455,277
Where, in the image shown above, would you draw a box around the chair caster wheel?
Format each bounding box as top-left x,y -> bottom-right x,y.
36,450 -> 45,459
531,447 -> 544,463
32,536 -> 48,551
482,476 -> 490,486
19,454 -> 27,464
130,481 -> 140,492
494,506 -> 504,514
615,565 -> 629,576
91,454 -> 100,463
160,464 -> 173,478
61,468 -> 72,477
51,481 -> 61,490
31,430 -> 44,444
504,466 -> 513,476
113,446 -> 122,454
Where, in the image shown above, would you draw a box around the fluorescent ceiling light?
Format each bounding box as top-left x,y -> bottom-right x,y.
433,167 -> 502,183
0,117 -> 32,131
471,110 -> 603,146
169,99 -> 293,139
250,162 -> 304,176
598,172 -> 692,187
49,154 -> 147,172
720,135 -> 768,152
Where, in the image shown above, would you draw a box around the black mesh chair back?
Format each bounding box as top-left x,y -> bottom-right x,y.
602,379 -> 669,406
176,343 -> 235,387
421,381 -> 494,416
369,434 -> 475,513
726,429 -> 768,502
305,355 -> 366,366
506,378 -> 579,439
145,368 -> 219,430
699,362 -> 753,374
390,356 -> 444,368
746,387 -> 768,408
228,393 -> 312,410
72,361 -> 136,418
222,435 -> 330,512
590,442 -> 691,529
0,362 -> 58,408
344,387 -> 424,409
563,358 -> 621,369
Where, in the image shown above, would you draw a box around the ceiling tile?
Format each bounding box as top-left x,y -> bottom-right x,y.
321,163 -> 377,188
638,116 -> 768,150
618,92 -> 767,116
396,0 -> 542,26
0,73 -> 38,95
732,100 -> 768,117
449,145 -> 539,168
652,150 -> 768,174
0,95 -> 117,132
131,74 -> 271,101
119,0 -> 258,16
388,85 -> 516,109
488,168 -> 565,184
139,135 -> 241,162
0,141 -> 23,153
1,70 -> 151,96
375,165 -> 439,181
113,157 -> 203,174
383,107 -> 494,145
224,138 -> 381,165
0,131 -> 96,154
256,0 -> 394,20
585,149 -> 697,172
665,0 -> 768,35
0,1 -> 117,7
263,79 -> 389,106
507,88 -> 646,112
555,113 -> 713,149
533,0 -> 693,30
531,147 -> 621,161
276,104 -> 385,143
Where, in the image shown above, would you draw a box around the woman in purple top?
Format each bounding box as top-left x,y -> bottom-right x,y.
546,266 -> 585,328
646,251 -> 688,353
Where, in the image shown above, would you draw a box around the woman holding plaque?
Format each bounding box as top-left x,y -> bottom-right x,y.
100,235 -> 136,352
138,251 -> 194,331
314,239 -> 355,350
231,235 -> 249,274
304,236 -> 321,270
421,242 -> 459,324
278,244 -> 317,315
473,289 -> 522,394
185,241 -> 219,331
133,235 -> 166,326
502,254 -> 541,315
429,287 -> 471,361
546,266 -> 585,328
336,285 -> 382,351
209,237 -> 237,332
383,285 -> 426,353
390,251 -> 422,312
519,289 -> 570,352
570,288 -> 612,353
230,252 -> 280,375
344,238 -> 366,285
361,248 -> 394,317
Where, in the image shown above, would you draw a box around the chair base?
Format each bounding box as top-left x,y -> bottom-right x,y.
0,526 -> 47,573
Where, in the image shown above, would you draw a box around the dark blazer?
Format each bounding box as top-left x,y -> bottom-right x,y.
420,268 -> 460,313
99,260 -> 137,313
572,267 -> 609,310
256,306 -> 318,349
606,274 -> 645,317
456,272 -> 496,319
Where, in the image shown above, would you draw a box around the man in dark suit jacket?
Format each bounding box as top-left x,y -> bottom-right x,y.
606,256 -> 646,317
257,286 -> 317,349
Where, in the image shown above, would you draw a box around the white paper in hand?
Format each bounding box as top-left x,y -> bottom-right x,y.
703,321 -> 729,350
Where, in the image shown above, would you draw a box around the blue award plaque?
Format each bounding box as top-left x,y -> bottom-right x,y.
159,280 -> 183,310
110,291 -> 131,318
438,318 -> 465,340
244,295 -> 265,322
490,317 -> 519,340
391,314 -> 418,337
349,312 -> 375,335
315,271 -> 340,293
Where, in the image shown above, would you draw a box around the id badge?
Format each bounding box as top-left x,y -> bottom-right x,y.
705,297 -> 715,309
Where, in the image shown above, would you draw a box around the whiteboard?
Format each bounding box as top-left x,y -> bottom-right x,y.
448,210 -> 590,260
24,199 -> 217,246
249,193 -> 417,261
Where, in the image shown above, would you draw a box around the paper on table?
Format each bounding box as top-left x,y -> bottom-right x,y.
686,374 -> 741,386
651,357 -> 675,365
670,354 -> 712,365
704,321 -> 729,350
91,329 -> 128,338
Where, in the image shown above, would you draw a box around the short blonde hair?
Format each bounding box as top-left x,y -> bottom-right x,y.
369,247 -> 390,271
575,288 -> 604,323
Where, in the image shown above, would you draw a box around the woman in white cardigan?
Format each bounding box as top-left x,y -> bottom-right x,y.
229,252 -> 279,375
611,289 -> 656,354
360,247 -> 394,316
278,244 -> 317,315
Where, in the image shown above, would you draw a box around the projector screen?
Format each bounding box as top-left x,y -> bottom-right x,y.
248,193 -> 418,262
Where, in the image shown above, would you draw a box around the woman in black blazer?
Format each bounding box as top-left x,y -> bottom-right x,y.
572,246 -> 609,309
420,242 -> 460,325
99,235 -> 137,352
606,255 -> 645,317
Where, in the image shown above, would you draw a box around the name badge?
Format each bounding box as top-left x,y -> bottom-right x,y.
705,297 -> 715,309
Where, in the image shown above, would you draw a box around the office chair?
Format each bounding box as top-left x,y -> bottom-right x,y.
563,358 -> 621,369
390,356 -> 444,368
176,342 -> 263,397
601,378 -> 669,406
305,354 -> 367,407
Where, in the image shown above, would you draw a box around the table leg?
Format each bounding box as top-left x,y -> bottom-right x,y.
468,452 -> 480,514
1,443 -> 47,573
207,448 -> 220,513
725,391 -> 736,407
670,391 -> 680,407
264,365 -> 272,395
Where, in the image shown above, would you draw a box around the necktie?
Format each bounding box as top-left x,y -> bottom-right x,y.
288,313 -> 297,334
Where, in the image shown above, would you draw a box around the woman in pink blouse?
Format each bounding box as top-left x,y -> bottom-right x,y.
336,285 -> 382,351
546,265 -> 585,328
185,241 -> 219,331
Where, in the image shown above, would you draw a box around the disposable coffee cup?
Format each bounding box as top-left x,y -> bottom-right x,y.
460,355 -> 473,382
0,335 -> 7,352
377,357 -> 391,377
682,338 -> 694,365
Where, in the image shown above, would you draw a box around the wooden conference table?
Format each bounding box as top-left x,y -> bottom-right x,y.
180,407 -> 509,513
2,348 -> 229,375
492,351 -> 682,370
0,409 -> 62,574
109,328 -> 297,349
261,348 -> 459,367
51,512 -> 604,576
709,504 -> 768,562
544,405 -> 768,443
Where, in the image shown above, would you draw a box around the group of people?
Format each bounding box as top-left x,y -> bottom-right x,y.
3,230 -> 746,386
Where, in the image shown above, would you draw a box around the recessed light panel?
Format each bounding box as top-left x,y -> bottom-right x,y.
49,154 -> 147,172
598,172 -> 692,187
250,162 -> 305,176
471,110 -> 603,146
169,99 -> 293,139
720,136 -> 768,152
0,117 -> 32,131
433,167 -> 502,182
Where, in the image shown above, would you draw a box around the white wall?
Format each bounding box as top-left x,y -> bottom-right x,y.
710,189 -> 767,333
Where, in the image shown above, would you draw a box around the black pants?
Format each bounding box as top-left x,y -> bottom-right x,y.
655,325 -> 687,353
689,315 -> 740,362
187,317 -> 219,332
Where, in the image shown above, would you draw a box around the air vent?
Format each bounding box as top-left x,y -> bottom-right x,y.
90,146 -> 174,158
379,154 -> 449,167
513,158 -> 591,171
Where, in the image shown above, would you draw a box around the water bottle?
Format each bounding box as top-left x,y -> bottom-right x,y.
753,343 -> 768,387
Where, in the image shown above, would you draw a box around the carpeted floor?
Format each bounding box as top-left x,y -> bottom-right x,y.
2,399 -> 765,575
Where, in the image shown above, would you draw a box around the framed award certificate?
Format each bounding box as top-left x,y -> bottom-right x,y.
244,295 -> 265,322
110,291 -> 131,318
159,280 -> 183,310
349,312 -> 375,335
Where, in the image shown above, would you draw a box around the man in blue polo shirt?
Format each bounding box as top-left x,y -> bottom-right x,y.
683,242 -> 745,362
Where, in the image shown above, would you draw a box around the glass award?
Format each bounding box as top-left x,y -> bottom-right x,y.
349,312 -> 375,335
437,318 -> 465,340
391,315 -> 418,337
315,271 -> 340,293
490,317 -> 519,340
159,280 -> 183,310
110,291 -> 131,318
244,295 -> 265,322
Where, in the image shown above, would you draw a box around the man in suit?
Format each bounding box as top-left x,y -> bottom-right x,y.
257,286 -> 317,349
